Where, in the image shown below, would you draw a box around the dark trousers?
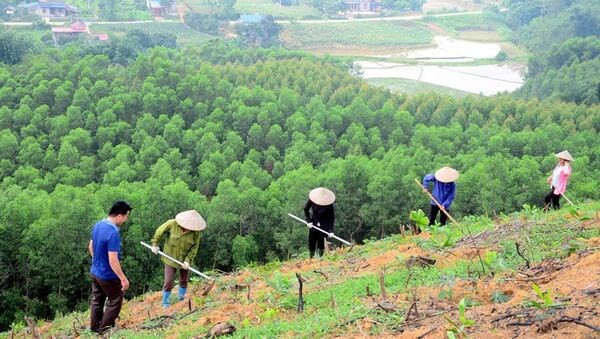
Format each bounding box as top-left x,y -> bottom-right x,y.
308,228 -> 325,258
163,264 -> 189,291
429,205 -> 448,226
544,187 -> 561,210
90,274 -> 123,333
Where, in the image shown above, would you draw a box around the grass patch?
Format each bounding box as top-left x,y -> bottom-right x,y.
89,22 -> 215,47
281,21 -> 433,48
366,78 -> 473,97
234,260 -> 475,337
2,26 -> 52,43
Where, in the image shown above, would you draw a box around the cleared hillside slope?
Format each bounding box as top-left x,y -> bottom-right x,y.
6,203 -> 600,338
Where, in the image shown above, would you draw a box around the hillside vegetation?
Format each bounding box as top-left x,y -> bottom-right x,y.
7,203 -> 600,337
0,40 -> 598,331
505,0 -> 600,104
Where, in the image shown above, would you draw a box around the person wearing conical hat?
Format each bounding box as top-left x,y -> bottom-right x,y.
303,187 -> 335,259
544,150 -> 573,210
422,167 -> 458,227
150,210 -> 206,308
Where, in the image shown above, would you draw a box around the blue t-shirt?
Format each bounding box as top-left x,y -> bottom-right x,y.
90,219 -> 122,281
423,174 -> 456,209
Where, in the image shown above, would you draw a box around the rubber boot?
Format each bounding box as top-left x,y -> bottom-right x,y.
162,290 -> 171,308
177,287 -> 187,302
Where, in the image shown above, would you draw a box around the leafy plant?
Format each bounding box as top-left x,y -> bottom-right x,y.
430,223 -> 457,248
265,273 -> 292,294
444,298 -> 476,338
490,291 -> 510,304
9,321 -> 25,333
409,209 -> 429,233
482,251 -> 508,272
528,283 -> 560,309
261,308 -> 279,320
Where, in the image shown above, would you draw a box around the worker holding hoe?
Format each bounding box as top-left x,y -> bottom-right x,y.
150,210 -> 206,308
421,166 -> 459,228
303,187 -> 336,259
544,150 -> 573,210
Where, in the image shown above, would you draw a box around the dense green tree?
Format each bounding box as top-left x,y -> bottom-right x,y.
0,31 -> 33,65
235,15 -> 281,47
231,235 -> 259,268
184,13 -> 219,35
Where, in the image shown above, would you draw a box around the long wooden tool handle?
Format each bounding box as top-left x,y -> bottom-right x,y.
560,193 -> 574,206
140,241 -> 212,280
414,178 -> 458,224
287,213 -> 353,246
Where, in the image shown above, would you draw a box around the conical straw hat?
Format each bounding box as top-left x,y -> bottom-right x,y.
434,166 -> 459,183
555,150 -> 574,162
175,210 -> 206,231
309,187 -> 336,206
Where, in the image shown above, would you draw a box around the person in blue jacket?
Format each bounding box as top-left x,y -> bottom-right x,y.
421,166 -> 458,227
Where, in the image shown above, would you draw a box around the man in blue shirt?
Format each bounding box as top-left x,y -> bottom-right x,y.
422,166 -> 458,227
88,200 -> 132,334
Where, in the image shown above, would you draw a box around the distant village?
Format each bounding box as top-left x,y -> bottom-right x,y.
2,0 -> 181,44
3,0 -> 387,46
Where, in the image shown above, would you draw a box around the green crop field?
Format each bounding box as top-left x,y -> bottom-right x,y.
1,26 -> 52,42
281,21 -> 434,48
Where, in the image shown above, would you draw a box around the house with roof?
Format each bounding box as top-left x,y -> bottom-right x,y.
146,0 -> 175,17
50,20 -> 108,45
19,0 -> 78,18
148,0 -> 165,16
51,20 -> 86,44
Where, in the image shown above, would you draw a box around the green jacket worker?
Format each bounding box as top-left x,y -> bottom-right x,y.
151,210 -> 205,308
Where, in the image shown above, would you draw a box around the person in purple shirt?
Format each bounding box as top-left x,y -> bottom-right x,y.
422,167 -> 458,227
88,200 -> 132,334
